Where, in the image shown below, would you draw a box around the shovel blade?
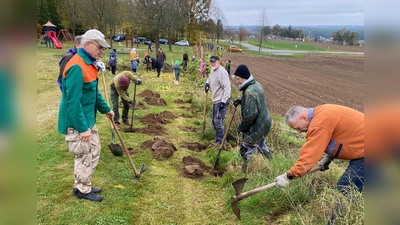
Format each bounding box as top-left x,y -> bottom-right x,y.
108,143 -> 124,156
231,196 -> 241,220
232,178 -> 248,196
139,163 -> 147,174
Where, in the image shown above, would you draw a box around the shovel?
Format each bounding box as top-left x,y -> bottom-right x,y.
108,117 -> 147,181
231,166 -> 322,220
128,82 -> 137,132
100,71 -> 123,156
213,105 -> 237,169
200,91 -> 208,139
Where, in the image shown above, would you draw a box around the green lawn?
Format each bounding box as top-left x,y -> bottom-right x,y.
36,44 -> 363,225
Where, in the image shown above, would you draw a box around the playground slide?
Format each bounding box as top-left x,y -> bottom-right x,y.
47,31 -> 62,49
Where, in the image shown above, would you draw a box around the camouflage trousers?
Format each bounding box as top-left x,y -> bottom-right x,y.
65,125 -> 101,194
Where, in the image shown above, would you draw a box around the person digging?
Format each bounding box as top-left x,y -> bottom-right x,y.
110,71 -> 142,130
232,65 -> 273,173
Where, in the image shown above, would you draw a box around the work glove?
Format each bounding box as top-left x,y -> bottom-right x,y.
128,100 -> 136,105
317,154 -> 333,171
95,61 -> 105,71
133,79 -> 142,85
219,102 -> 226,109
274,172 -> 291,188
204,83 -> 210,93
233,98 -> 241,107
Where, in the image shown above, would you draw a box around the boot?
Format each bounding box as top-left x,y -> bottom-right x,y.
76,190 -> 104,202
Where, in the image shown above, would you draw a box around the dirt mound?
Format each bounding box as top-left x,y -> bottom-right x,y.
150,138 -> 177,159
180,142 -> 207,152
139,113 -> 170,125
178,126 -> 199,132
181,156 -> 225,179
160,111 -> 178,119
164,63 -> 172,72
138,90 -> 160,98
143,97 -> 167,106
130,124 -> 166,136
173,99 -> 192,104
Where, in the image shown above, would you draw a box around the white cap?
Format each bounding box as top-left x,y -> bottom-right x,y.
82,29 -> 110,48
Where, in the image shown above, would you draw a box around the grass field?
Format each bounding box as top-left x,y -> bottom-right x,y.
36,41 -> 363,225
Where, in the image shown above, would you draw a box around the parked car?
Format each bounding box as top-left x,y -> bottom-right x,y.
144,39 -> 152,45
228,45 -> 242,52
174,40 -> 189,46
112,34 -> 125,42
159,39 -> 168,44
138,37 -> 146,43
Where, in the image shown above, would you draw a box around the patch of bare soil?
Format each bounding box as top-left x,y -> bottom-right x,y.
125,111 -> 177,135
140,138 -> 177,159
178,126 -> 199,132
181,156 -> 225,179
173,99 -> 192,104
138,89 -> 160,98
180,142 -> 207,152
226,53 -> 364,115
143,97 -> 167,106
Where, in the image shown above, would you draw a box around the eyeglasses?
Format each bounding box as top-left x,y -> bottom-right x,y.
90,41 -> 105,51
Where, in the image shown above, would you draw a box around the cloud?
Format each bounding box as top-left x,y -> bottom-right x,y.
215,0 -> 364,26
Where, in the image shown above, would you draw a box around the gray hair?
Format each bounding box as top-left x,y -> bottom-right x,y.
285,106 -> 306,125
74,35 -> 82,45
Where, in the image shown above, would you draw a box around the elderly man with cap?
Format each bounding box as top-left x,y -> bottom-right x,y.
110,71 -> 142,130
232,64 -> 272,173
58,29 -> 114,202
204,55 -> 231,146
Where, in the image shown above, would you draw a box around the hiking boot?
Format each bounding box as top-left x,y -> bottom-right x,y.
115,123 -> 121,130
76,190 -> 104,202
122,120 -> 131,126
72,187 -> 102,196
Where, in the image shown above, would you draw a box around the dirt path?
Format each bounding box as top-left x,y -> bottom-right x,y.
226,53 -> 364,115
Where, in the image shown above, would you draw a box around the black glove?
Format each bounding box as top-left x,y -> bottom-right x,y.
129,100 -> 136,105
317,154 -> 333,171
133,79 -> 142,85
204,83 -> 210,93
219,102 -> 226,109
233,98 -> 241,107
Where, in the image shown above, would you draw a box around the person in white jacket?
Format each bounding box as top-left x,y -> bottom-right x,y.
204,55 -> 231,145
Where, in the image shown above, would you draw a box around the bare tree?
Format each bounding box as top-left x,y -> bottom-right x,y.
238,26 -> 247,42
209,1 -> 226,45
57,0 -> 83,36
258,8 -> 268,52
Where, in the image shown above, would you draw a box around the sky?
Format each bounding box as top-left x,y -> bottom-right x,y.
215,0 -> 364,27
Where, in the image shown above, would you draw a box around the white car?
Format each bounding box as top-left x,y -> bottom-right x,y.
174,40 -> 189,46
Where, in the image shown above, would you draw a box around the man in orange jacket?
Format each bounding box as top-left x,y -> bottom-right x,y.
274,104 -> 364,224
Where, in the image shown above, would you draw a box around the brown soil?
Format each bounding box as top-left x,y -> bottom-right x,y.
226,53 -> 364,115
180,142 -> 207,152
124,110 -> 177,135
138,89 -> 160,98
140,138 -> 177,159
181,156 -> 224,179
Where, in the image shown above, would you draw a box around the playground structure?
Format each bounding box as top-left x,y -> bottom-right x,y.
37,21 -> 73,49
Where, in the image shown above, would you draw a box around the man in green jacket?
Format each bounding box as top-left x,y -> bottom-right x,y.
58,29 -> 114,202
233,65 -> 272,173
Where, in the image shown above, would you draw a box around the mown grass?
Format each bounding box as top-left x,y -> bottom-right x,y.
246,39 -> 327,51
37,43 -> 363,225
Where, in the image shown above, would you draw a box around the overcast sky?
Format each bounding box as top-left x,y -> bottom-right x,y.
215,0 -> 364,27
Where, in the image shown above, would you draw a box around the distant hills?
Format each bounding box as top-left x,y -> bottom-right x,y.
227,25 -> 364,40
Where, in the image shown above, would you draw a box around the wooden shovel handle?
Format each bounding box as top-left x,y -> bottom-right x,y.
108,117 -> 140,176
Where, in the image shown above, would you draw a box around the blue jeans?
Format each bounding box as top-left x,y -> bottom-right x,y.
328,157 -> 364,225
239,139 -> 272,161
212,103 -> 228,144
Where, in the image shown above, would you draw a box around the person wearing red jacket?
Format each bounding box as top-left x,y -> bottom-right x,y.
274,104 -> 364,224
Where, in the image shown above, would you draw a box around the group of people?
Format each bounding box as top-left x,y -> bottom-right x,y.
57,29 -> 363,224
203,55 -> 363,225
